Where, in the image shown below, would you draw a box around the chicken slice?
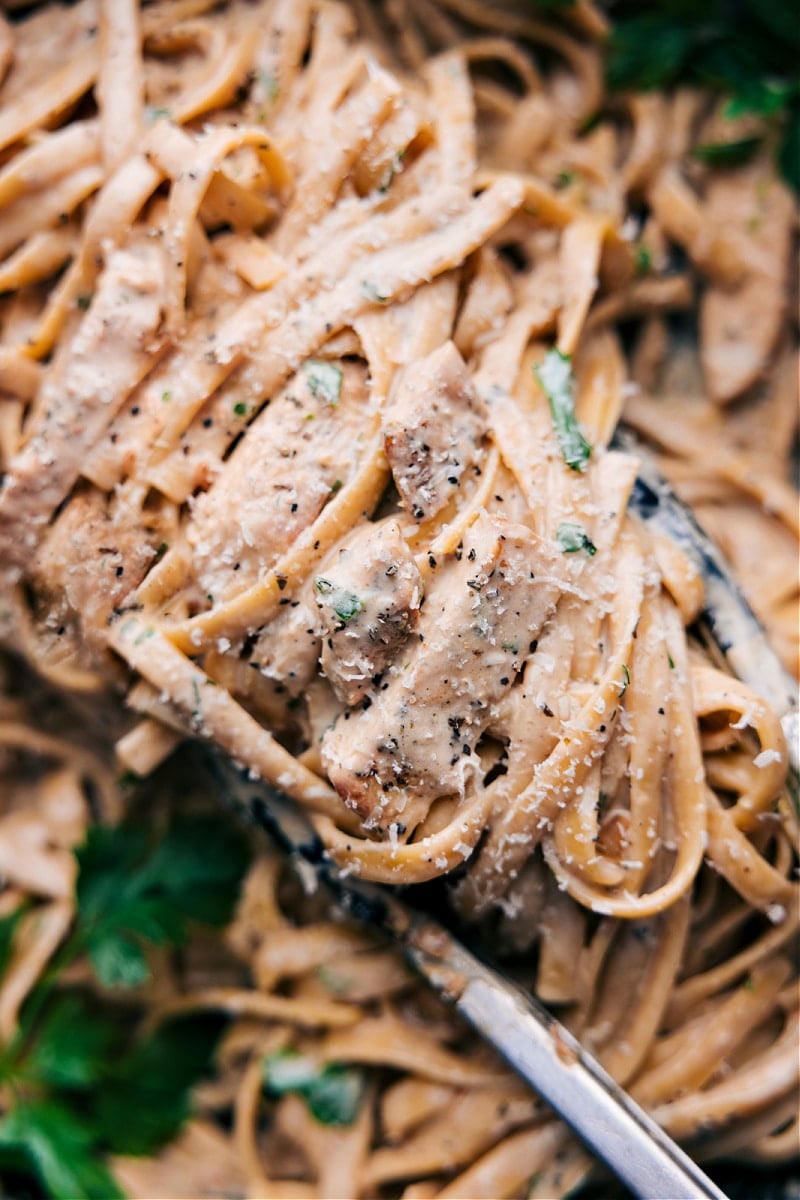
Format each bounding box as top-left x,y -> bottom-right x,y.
315,518 -> 423,705
382,340 -> 487,523
321,512 -> 562,838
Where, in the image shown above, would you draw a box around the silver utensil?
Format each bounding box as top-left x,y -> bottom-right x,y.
619,431 -> 799,785
211,445 -> 800,1200
217,760 -> 728,1200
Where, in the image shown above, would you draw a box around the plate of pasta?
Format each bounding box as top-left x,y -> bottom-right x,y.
0,0 -> 797,1196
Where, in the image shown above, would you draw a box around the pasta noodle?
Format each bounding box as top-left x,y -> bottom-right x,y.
0,0 -> 797,1196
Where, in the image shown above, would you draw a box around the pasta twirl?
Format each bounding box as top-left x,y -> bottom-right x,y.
0,0 -> 797,1196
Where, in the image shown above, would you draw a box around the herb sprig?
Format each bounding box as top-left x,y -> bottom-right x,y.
263,1049 -> 366,1126
0,814 -> 249,1199
605,0 -> 800,191
534,349 -> 592,472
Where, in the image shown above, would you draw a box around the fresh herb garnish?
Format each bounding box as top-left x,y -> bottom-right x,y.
605,1 -> 800,191
361,280 -> 389,303
619,662 -> 631,697
0,816 -> 248,1198
691,136 -> 762,166
263,1049 -> 365,1126
145,105 -> 172,125
315,578 -> 363,625
305,360 -> 343,406
634,243 -> 652,275
75,294 -> 92,311
556,521 -> 597,556
534,349 -> 592,472
233,401 -> 248,417
74,815 -> 249,987
258,68 -> 279,102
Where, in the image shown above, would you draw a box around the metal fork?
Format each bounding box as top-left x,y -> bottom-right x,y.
214,448 -> 798,1200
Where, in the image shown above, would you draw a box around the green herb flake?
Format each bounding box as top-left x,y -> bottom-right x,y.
667,653 -> 675,670
305,360 -> 342,406
0,904 -> 26,979
634,243 -> 652,275
161,391 -> 171,403
75,294 -> 92,311
534,349 -> 592,472
330,479 -> 344,494
555,521 -> 597,556
263,1049 -> 365,1126
0,1098 -> 126,1200
315,578 -> 363,625
258,68 -> 279,102
145,105 -> 172,125
553,169 -> 576,190
361,280 -> 389,304
233,401 -> 248,417
74,815 -> 249,988
619,662 -> 631,697
691,136 -> 762,167
334,593 -> 362,624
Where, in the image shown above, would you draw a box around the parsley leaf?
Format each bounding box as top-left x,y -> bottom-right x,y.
556,522 -> 597,556
0,1101 -> 125,1200
0,810 -> 250,1200
263,1049 -> 366,1126
92,1014 -> 225,1156
75,815 -> 249,987
24,993 -> 119,1090
534,349 -> 592,472
605,0 -> 800,191
691,136 -> 762,166
305,360 -> 343,406
0,904 -> 26,978
315,578 -> 363,625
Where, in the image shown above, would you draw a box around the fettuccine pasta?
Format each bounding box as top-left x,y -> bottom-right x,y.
0,0 -> 797,1195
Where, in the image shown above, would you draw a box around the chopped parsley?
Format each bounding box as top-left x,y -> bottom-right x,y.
534,349 -> 592,472
691,136 -> 763,166
75,294 -> 92,311
232,401 -> 248,417
258,68 -> 279,102
605,1 -> 800,192
0,816 -> 249,1198
263,1049 -> 365,1126
145,105 -> 172,125
361,280 -> 389,303
634,243 -> 652,275
618,662 -> 631,697
305,360 -> 342,406
556,521 -> 597,556
315,578 -> 363,624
